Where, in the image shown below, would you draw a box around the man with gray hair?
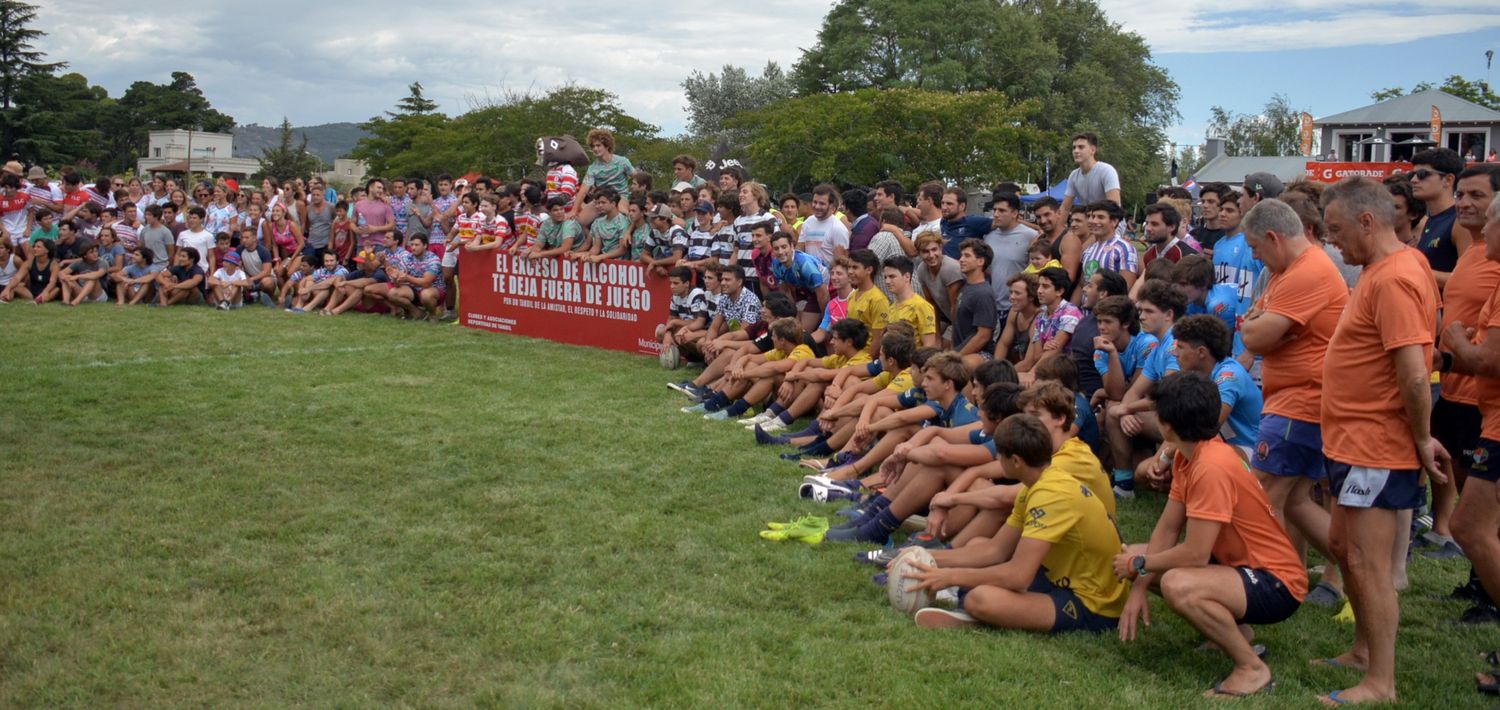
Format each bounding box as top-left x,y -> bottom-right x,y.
1239,199 -> 1350,609
1314,176 -> 1446,707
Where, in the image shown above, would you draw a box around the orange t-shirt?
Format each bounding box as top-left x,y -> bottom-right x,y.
1257,246 -> 1349,422
1322,247 -> 1440,469
1169,439 -> 1308,601
1440,237 -> 1500,406
1476,284 -> 1500,441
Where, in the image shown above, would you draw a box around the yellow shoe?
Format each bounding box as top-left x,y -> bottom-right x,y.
1333,600 -> 1356,624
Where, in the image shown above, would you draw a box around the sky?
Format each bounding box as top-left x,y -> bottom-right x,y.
31,1 -> 1500,156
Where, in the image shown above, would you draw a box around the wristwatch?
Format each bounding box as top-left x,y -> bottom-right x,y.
1131,555 -> 1148,577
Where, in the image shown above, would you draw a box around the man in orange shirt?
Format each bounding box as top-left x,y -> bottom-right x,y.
1448,176 -> 1500,635
1114,372 -> 1305,699
1427,165 -> 1500,564
1316,177 -> 1447,707
1239,199 -> 1349,607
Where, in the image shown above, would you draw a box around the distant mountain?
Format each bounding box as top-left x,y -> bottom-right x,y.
232,123 -> 368,165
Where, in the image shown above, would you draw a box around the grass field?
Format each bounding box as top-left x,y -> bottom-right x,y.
0,305 -> 1489,708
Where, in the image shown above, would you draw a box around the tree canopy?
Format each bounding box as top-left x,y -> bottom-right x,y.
1207,94 -> 1307,157
258,117 -> 324,181
1371,75 -> 1500,111
681,62 -> 794,145
787,0 -> 1178,199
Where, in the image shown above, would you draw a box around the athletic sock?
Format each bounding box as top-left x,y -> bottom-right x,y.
803,439 -> 835,456
725,399 -> 750,417
791,421 -> 822,437
768,403 -> 786,416
704,391 -> 730,412
856,507 -> 901,542
1112,468 -> 1134,485
777,409 -> 796,425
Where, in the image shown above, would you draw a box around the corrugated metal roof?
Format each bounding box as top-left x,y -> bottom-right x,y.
1190,156 -> 1309,185
1317,89 -> 1500,125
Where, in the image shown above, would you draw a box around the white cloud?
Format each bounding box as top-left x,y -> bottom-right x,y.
1099,0 -> 1500,53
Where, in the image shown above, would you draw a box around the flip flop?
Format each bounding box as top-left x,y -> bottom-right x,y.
1478,671 -> 1500,694
1317,689 -> 1349,706
1310,657 -> 1352,669
799,458 -> 830,471
1206,678 -> 1274,698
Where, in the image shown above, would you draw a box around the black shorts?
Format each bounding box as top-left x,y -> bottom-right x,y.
1433,397 -> 1483,461
1026,571 -> 1118,634
1236,567 -> 1300,625
1471,438 -> 1500,483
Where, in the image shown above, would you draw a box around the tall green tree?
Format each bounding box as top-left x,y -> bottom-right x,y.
396,81 -> 438,115
0,0 -> 61,109
99,71 -> 235,172
7,71 -> 108,166
731,88 -> 1048,192
258,117 -> 323,181
1207,94 -> 1306,157
1370,75 -> 1500,111
681,62 -> 794,144
789,0 -> 1178,199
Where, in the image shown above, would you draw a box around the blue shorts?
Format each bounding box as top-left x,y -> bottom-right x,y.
1326,461 -> 1424,510
1254,414 -> 1325,480
1025,570 -> 1118,634
1472,438 -> 1500,483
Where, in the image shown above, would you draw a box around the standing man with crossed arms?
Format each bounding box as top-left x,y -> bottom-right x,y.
1239,199 -> 1349,606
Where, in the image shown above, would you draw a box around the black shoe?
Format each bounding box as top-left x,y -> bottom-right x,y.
1452,580 -> 1486,603
1459,604 -> 1500,626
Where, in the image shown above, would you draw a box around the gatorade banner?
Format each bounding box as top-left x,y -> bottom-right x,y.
458,251 -> 672,356
1304,161 -> 1412,183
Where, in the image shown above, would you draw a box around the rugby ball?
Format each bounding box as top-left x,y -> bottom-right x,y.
887,547 -> 937,615
659,343 -> 681,370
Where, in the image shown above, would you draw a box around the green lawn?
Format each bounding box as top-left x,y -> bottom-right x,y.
0,305 -> 1487,708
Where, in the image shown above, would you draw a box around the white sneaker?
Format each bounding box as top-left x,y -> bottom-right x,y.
757,417 -> 788,433
935,587 -> 961,608
915,608 -> 977,629
735,411 -> 768,426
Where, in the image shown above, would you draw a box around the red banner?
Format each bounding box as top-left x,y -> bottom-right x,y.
1304,161 -> 1413,184
457,251 -> 673,356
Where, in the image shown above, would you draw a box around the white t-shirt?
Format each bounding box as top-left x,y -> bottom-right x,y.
797,214 -> 849,266
212,267 -> 247,285
912,218 -> 941,243
177,229 -> 216,271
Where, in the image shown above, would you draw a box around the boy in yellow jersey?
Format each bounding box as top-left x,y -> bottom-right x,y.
845,249 -> 890,357
829,381 -> 1014,544
742,319 -> 872,430
883,254 -> 939,346
766,331 -> 920,447
702,318 -> 816,421
905,413 -> 1127,632
906,379 -> 1111,551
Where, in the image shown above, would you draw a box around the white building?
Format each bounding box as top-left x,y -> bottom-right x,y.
135,130 -> 261,179
322,158 -> 369,187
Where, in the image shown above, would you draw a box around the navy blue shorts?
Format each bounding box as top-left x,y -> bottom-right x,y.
1254,414 -> 1326,480
1026,570 -> 1118,634
1472,438 -> 1500,483
1326,461 -> 1424,510
1432,396 -> 1482,462
1236,567 -> 1301,625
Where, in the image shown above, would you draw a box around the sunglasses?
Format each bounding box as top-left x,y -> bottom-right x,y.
1409,169 -> 1437,181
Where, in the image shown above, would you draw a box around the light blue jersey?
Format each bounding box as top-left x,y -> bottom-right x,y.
1211,232 -> 1262,313
1141,331 -> 1180,382
1094,332 -> 1160,381
1213,358 -> 1263,448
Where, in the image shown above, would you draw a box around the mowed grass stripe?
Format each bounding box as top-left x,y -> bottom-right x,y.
0,305 -> 1484,708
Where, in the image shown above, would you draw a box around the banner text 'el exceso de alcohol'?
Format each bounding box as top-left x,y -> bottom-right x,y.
457,251 -> 672,356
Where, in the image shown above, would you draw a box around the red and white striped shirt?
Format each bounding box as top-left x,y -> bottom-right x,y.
545,165 -> 579,208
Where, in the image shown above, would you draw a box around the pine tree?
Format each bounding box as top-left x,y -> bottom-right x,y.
395,82 -> 438,115
0,0 -> 63,109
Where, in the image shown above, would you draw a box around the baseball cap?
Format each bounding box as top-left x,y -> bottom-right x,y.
224,251 -> 242,265
648,205 -> 674,221
694,200 -> 714,214
225,178 -> 239,194
671,181 -> 695,193
454,178 -> 469,187
26,166 -> 45,180
1243,172 -> 1284,199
